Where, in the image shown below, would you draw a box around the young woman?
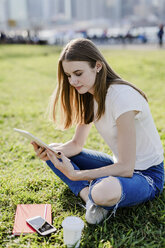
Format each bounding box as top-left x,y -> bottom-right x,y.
32,38 -> 164,224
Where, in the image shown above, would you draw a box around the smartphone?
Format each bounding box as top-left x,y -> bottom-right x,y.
26,216 -> 57,236
14,128 -> 60,158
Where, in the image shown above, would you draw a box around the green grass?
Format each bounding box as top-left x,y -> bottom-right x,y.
0,44 -> 165,248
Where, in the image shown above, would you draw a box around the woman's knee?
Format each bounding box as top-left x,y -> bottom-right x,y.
91,177 -> 122,206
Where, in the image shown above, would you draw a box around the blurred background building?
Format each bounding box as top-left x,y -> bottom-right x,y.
0,0 -> 165,45
0,0 -> 165,30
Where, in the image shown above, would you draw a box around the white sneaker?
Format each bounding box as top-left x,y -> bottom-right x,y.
85,199 -> 109,224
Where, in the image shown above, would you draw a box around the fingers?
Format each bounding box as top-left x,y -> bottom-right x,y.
31,141 -> 39,152
31,142 -> 48,161
47,149 -> 58,161
31,142 -> 66,163
39,150 -> 48,160
47,150 -> 70,165
46,149 -> 62,164
36,147 -> 45,156
31,142 -> 44,155
46,150 -> 74,179
60,153 -> 70,163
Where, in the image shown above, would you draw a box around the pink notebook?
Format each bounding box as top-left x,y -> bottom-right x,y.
13,204 -> 52,235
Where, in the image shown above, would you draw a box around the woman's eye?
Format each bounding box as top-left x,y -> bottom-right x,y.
66,73 -> 82,77
76,73 -> 82,76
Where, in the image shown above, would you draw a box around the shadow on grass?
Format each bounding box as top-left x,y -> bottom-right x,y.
58,187 -> 85,214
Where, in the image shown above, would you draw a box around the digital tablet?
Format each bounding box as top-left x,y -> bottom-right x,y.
14,128 -> 60,158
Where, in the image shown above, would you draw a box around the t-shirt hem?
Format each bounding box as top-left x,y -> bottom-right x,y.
134,155 -> 164,170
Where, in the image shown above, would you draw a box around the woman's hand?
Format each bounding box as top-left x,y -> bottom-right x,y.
31,142 -> 50,161
46,149 -> 77,181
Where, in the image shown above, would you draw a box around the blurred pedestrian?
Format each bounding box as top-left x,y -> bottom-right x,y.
0,31 -> 6,44
157,24 -> 164,47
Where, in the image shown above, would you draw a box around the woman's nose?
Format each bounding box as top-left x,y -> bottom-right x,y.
70,77 -> 78,86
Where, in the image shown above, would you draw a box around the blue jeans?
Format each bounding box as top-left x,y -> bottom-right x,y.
46,148 -> 164,210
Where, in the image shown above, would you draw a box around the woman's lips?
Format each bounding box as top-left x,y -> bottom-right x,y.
75,86 -> 82,90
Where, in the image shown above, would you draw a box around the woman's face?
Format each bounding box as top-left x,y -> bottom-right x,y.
62,60 -> 99,95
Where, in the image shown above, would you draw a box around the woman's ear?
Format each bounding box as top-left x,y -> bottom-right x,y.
96,61 -> 102,73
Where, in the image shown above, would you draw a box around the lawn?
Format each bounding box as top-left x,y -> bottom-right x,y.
0,44 -> 165,248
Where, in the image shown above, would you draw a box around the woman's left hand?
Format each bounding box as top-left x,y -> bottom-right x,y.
46,149 -> 77,181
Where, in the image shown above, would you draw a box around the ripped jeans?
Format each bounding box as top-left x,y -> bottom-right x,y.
46,148 -> 164,211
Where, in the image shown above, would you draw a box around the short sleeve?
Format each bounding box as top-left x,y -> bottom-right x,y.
111,86 -> 143,121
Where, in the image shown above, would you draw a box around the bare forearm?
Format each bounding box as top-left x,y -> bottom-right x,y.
73,162 -> 134,181
55,140 -> 82,157
53,123 -> 91,157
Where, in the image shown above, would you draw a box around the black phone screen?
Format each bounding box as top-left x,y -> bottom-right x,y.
38,222 -> 53,233
28,217 -> 54,233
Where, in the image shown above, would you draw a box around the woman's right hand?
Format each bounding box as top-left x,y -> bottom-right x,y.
31,142 -> 49,161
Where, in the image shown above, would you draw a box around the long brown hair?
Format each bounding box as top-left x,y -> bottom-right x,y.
50,38 -> 147,129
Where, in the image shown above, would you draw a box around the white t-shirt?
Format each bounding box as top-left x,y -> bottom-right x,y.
94,84 -> 164,170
